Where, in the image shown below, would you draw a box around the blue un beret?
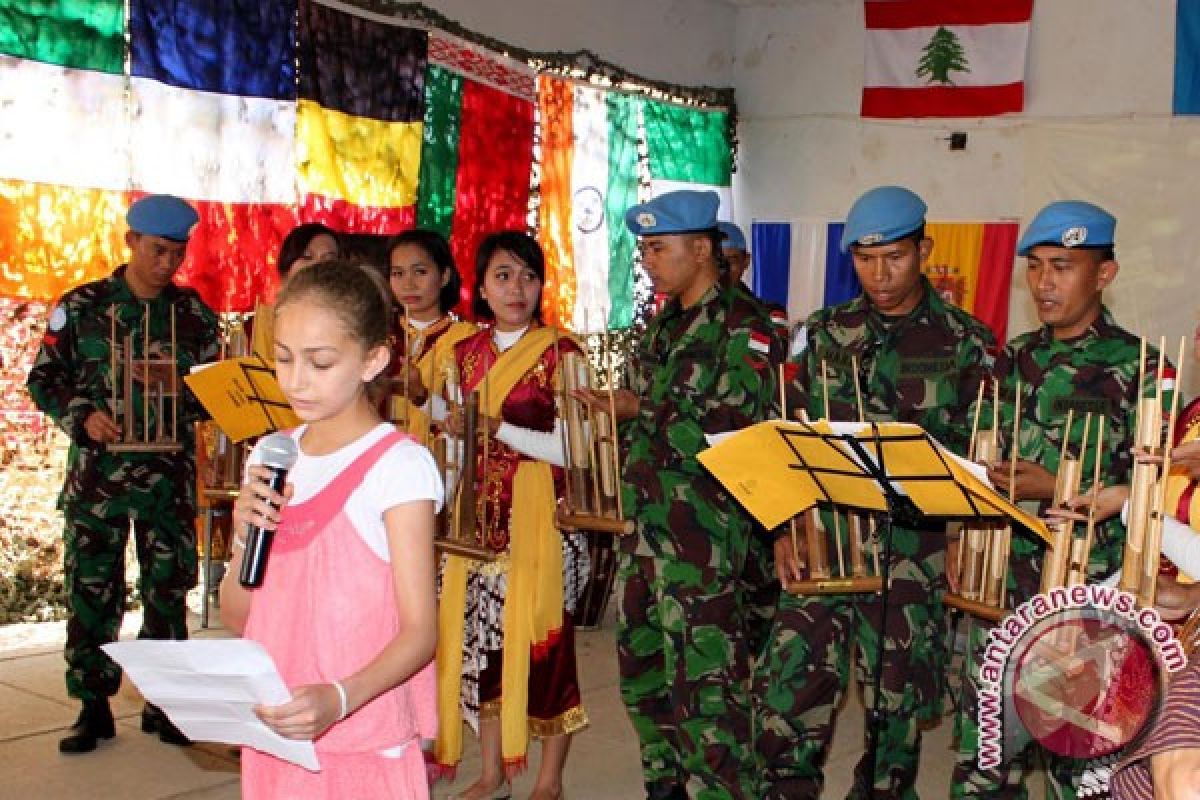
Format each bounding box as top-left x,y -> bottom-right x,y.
840,186 -> 928,254
126,195 -> 199,242
625,190 -> 720,236
718,221 -> 748,252
1016,201 -> 1116,256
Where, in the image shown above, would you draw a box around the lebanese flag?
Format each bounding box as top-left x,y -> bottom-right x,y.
861,0 -> 1033,119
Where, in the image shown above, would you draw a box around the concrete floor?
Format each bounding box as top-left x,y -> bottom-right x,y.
0,597 -> 983,800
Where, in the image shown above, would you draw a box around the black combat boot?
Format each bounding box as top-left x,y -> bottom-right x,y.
141,702 -> 191,746
58,697 -> 116,753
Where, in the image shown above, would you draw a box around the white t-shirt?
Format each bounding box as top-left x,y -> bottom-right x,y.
248,423 -> 444,562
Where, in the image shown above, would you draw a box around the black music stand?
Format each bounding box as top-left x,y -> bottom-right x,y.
700,419 -> 1051,793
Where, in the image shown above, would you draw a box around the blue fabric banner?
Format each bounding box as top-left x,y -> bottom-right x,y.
823,222 -> 861,307
752,222 -> 791,309
1176,0 -> 1200,114
130,0 -> 296,100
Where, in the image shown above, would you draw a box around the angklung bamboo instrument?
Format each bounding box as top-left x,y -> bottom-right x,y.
945,379 -> 1022,622
555,326 -> 633,536
436,382 -> 497,561
1121,336 -> 1187,607
786,357 -> 884,595
1040,411 -> 1093,593
110,303 -> 182,454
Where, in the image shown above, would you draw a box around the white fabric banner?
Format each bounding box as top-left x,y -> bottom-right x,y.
0,56 -> 130,191
787,219 -> 830,323
130,77 -> 296,204
570,85 -> 612,334
865,23 -> 1031,89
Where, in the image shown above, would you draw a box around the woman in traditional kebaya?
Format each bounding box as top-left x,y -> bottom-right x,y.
251,223 -> 341,364
386,229 -> 476,444
434,231 -> 589,800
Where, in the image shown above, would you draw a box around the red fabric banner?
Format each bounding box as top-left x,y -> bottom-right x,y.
448,79 -> 535,316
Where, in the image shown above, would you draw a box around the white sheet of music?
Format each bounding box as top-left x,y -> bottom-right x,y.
103,638 -> 319,771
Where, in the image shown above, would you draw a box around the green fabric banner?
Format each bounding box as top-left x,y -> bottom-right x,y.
605,92 -> 640,329
641,99 -> 731,186
415,64 -> 464,238
0,0 -> 124,73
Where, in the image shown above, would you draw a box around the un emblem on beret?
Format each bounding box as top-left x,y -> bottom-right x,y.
637,212 -> 657,229
1062,226 -> 1088,247
859,233 -> 884,246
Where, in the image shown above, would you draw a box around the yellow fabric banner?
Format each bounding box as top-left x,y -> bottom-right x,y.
295,99 -> 422,208
923,221 -> 985,314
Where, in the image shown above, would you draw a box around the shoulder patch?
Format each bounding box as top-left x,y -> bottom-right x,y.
790,324 -> 808,358
47,305 -> 67,332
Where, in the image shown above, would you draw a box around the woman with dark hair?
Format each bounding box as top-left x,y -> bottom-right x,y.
276,223 -> 340,278
251,223 -> 341,362
386,229 -> 475,443
434,231 -> 588,800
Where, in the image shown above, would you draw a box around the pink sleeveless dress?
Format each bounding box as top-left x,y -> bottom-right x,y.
242,429 -> 438,799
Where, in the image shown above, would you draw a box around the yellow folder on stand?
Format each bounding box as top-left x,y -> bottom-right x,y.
184,356 -> 300,442
698,419 -> 1050,543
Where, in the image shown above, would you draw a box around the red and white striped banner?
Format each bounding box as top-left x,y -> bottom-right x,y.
861,0 -> 1033,118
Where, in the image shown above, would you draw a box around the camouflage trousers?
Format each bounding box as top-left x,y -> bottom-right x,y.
741,528 -> 780,662
616,553 -> 758,800
755,550 -> 947,799
950,591 -> 1086,799
63,502 -> 197,700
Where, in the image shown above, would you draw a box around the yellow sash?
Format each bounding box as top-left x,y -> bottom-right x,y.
391,319 -> 476,442
435,326 -> 576,773
250,301 -> 276,366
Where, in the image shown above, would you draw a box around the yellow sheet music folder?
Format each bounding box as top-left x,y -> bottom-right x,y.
184,356 -> 300,442
698,420 -> 1050,543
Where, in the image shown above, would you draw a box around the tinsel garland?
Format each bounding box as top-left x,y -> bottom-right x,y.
324,0 -> 738,161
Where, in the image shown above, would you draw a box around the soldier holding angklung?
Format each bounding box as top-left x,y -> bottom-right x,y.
27,195 -> 219,754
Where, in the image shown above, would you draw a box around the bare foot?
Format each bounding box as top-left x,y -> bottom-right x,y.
527,787 -> 563,800
453,775 -> 511,800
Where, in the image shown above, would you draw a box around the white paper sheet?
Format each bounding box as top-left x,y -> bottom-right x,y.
103,638 -> 319,771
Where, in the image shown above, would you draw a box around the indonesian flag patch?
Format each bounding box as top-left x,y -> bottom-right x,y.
1162,363 -> 1178,392
749,331 -> 772,355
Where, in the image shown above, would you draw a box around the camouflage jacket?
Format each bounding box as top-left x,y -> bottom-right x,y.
992,306 -> 1169,582
733,281 -> 790,342
26,266 -> 219,510
788,278 -> 996,456
621,281 -> 786,569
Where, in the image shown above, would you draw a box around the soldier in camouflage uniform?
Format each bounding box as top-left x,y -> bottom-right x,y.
757,187 -> 996,799
951,201 -> 1169,798
26,195 -> 219,753
719,220 -> 787,660
577,191 -> 784,799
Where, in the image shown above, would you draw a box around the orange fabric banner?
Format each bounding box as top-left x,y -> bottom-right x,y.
535,76 -> 576,330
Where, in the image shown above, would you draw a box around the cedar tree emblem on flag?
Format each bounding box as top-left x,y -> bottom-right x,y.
917,26 -> 969,85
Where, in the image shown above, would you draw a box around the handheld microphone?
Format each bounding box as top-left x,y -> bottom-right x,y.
238,431 -> 300,588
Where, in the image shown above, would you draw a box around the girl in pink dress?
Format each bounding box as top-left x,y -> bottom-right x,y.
221,260 -> 441,799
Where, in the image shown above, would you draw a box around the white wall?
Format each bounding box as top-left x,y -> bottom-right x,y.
420,0 -> 736,87
731,0 -> 1199,367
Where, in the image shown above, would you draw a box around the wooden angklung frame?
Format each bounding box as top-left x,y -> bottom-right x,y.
554,325 -> 633,537
785,358 -> 884,595
108,303 -> 182,454
945,379 -> 1021,622
1120,337 -> 1186,607
434,360 -> 497,562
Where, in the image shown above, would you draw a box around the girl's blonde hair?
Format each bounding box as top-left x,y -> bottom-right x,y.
275,260 -> 392,393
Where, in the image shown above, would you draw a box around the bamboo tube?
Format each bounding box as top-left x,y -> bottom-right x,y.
1120,339 -> 1158,594
142,305 -> 150,443
1141,337 -> 1187,606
